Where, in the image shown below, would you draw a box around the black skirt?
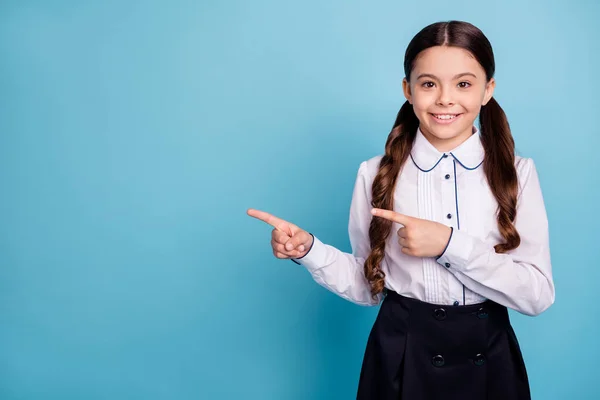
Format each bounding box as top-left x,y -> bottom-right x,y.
357,290 -> 531,399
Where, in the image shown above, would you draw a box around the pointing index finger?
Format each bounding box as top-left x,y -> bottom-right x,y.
247,208 -> 292,234
371,208 -> 412,225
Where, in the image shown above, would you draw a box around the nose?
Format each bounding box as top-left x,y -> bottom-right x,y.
436,86 -> 455,106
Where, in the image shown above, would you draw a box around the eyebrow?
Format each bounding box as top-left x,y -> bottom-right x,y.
416,72 -> 477,80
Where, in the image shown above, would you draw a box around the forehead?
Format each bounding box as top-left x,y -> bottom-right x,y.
411,46 -> 484,79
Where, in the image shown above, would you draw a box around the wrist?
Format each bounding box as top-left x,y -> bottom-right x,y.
296,233 -> 315,259
437,226 -> 453,259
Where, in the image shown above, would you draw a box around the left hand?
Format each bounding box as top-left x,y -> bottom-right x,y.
371,208 -> 452,258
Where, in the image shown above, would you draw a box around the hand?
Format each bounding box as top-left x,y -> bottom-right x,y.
247,208 -> 314,260
371,208 -> 452,258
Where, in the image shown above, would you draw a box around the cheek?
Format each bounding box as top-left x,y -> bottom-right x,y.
461,98 -> 484,114
462,90 -> 487,110
411,94 -> 436,112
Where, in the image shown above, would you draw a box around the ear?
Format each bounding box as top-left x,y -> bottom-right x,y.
482,78 -> 496,106
402,78 -> 412,104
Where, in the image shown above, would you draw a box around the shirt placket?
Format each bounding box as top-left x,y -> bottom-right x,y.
440,155 -> 464,305
417,162 -> 443,304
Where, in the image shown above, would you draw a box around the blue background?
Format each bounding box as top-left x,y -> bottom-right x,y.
0,1 -> 598,399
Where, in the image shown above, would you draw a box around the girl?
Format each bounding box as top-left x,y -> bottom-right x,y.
247,20 -> 554,399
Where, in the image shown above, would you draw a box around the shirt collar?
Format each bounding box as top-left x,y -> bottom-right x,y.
410,125 -> 484,172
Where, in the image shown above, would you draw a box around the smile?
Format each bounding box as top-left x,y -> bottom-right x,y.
430,113 -> 463,124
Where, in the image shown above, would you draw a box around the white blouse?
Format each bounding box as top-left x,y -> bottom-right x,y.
293,126 -> 555,316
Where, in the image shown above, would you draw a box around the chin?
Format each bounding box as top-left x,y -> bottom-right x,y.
422,124 -> 462,138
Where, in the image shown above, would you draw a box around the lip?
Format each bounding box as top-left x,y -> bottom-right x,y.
429,113 -> 463,125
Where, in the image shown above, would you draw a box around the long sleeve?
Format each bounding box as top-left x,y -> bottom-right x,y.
292,161 -> 383,306
436,158 -> 555,316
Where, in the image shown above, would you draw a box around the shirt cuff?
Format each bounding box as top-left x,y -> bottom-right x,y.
290,234 -> 327,270
436,229 -> 475,270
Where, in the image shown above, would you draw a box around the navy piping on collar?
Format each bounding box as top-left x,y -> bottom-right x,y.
410,152 -> 484,172
450,152 -> 484,170
409,153 -> 445,173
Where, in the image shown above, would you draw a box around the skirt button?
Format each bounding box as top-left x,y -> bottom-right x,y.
473,353 -> 486,366
433,308 -> 447,320
477,308 -> 489,319
432,355 -> 445,367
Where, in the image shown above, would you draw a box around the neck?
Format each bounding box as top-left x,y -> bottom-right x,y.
420,126 -> 474,153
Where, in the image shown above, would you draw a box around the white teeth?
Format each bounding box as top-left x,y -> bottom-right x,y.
434,114 -> 458,120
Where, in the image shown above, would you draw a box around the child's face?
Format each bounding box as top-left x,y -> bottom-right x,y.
402,45 -> 495,150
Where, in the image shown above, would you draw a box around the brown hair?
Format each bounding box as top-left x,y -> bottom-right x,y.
364,21 -> 520,299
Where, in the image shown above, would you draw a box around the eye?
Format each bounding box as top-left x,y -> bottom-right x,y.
421,81 -> 435,88
458,81 -> 471,88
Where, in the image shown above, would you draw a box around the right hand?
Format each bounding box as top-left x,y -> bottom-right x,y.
247,208 -> 314,260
